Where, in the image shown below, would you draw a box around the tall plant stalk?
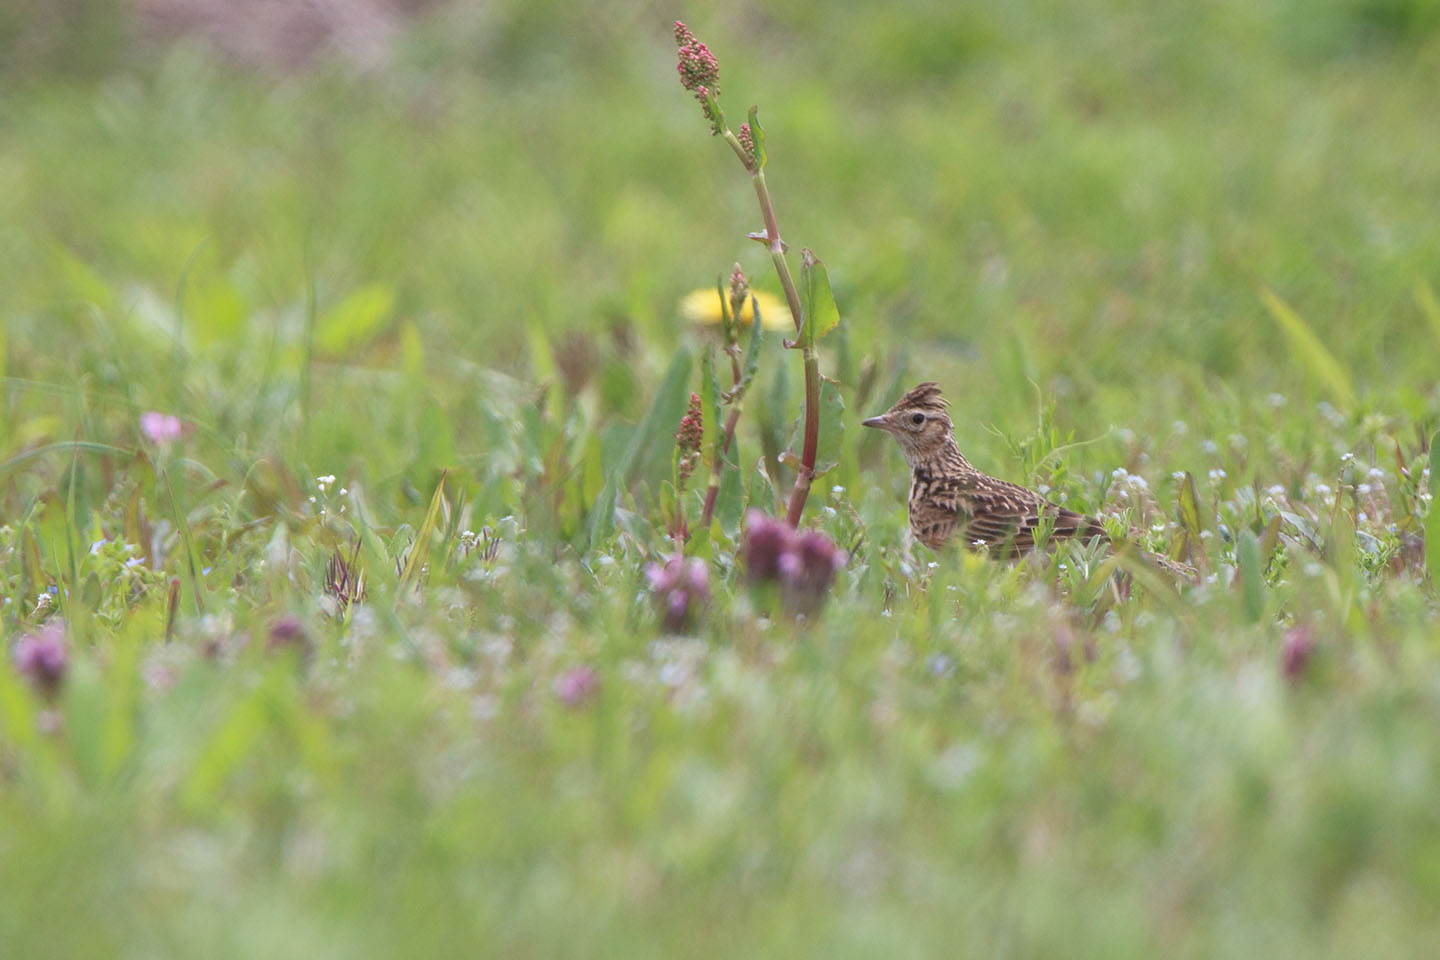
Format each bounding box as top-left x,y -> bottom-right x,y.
675,22 -> 835,528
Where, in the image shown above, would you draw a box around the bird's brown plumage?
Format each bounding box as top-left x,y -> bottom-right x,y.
863,382 -> 1193,578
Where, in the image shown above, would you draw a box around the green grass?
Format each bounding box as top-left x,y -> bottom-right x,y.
3,1 -> 1440,955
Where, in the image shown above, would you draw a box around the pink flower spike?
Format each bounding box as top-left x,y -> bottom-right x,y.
140,411 -> 185,446
675,29 -> 720,95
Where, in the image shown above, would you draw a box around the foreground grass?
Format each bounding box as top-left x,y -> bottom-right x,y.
4,1 -> 1440,956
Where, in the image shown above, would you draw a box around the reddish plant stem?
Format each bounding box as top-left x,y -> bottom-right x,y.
784,343 -> 821,527
716,125 -> 820,527
700,405 -> 743,526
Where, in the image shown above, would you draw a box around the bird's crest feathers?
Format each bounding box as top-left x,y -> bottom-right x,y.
892,381 -> 950,415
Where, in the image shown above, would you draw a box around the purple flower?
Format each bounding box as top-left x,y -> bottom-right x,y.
1282,626 -> 1316,681
645,553 -> 711,632
741,511 -> 847,615
741,510 -> 793,581
266,614 -> 309,654
139,411 -> 185,446
554,665 -> 599,708
13,620 -> 68,698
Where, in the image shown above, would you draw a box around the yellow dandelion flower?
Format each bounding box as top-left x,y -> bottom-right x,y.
679,288 -> 791,331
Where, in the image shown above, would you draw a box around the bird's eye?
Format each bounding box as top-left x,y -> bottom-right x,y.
910,412 -> 925,426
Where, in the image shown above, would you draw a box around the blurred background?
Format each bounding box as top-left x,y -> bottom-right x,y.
7,6 -> 1440,958
3,0 -> 1440,498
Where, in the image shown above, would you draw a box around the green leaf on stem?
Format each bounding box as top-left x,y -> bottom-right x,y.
748,457 -> 778,516
716,438 -> 745,538
809,379 -> 847,478
800,249 -> 840,351
731,293 -> 765,399
701,347 -> 723,468
747,105 -> 767,170
716,278 -> 734,347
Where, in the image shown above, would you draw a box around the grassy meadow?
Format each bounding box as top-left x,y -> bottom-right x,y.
4,0 -> 1440,955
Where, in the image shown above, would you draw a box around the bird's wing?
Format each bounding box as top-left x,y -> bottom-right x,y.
958,476 -> 1107,555
908,476 -> 962,549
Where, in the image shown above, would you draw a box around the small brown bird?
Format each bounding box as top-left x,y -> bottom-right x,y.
863,381 -> 1194,579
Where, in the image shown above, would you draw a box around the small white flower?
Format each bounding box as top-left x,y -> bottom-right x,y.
1112,467 -> 1130,480
1267,484 -> 1285,497
1208,468 -> 1227,482
831,485 -> 845,495
1357,483 -> 1372,495
1314,484 -> 1332,497
1203,440 -> 1219,454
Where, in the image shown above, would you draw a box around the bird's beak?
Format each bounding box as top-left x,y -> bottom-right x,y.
861,415 -> 888,430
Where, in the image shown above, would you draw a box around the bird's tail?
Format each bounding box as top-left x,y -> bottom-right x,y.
1143,551 -> 1199,583
1110,542 -> 1199,584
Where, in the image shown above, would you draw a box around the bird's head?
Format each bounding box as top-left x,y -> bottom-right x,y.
861,381 -> 956,467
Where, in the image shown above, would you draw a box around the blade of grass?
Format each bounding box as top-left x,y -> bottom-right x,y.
1237,530 -> 1266,622
1414,281 -> 1440,346
1259,287 -> 1356,409
0,440 -> 131,479
1427,431 -> 1440,583
162,466 -> 206,615
62,438 -> 83,616
397,469 -> 448,597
